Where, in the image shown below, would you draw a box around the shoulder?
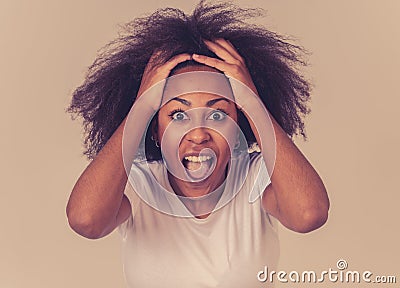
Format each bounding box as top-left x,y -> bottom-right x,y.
129,159 -> 166,185
229,151 -> 271,203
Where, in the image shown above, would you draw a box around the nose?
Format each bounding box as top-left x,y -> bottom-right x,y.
185,127 -> 211,145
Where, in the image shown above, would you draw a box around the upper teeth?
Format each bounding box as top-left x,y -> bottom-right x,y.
184,155 -> 212,163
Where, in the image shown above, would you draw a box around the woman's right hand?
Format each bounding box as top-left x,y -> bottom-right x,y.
67,52 -> 190,239
136,52 -> 191,110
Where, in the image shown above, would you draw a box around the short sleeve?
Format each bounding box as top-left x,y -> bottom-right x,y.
117,182 -> 138,240
248,152 -> 271,203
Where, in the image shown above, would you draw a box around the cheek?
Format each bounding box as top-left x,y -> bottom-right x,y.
161,127 -> 182,150
212,121 -> 237,147
158,119 -> 189,159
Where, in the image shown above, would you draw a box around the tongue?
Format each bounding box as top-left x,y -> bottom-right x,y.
185,159 -> 213,181
186,161 -> 201,171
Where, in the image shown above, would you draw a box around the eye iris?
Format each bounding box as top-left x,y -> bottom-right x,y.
212,112 -> 222,120
175,112 -> 184,120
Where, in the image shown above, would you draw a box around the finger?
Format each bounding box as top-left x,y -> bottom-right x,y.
213,39 -> 244,64
162,53 -> 192,72
147,50 -> 163,65
140,53 -> 191,94
149,50 -> 163,59
203,40 -> 237,64
192,54 -> 233,72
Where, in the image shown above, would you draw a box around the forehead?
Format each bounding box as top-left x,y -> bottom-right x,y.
165,92 -> 234,108
163,70 -> 234,104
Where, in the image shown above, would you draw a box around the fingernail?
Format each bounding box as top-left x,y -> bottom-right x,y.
192,54 -> 199,58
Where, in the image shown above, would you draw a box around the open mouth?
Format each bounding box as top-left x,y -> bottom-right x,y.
183,155 -> 213,170
181,151 -> 216,181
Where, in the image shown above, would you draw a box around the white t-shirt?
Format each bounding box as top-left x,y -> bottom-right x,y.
118,152 -> 279,288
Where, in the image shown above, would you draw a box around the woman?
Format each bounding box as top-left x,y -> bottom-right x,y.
66,1 -> 329,287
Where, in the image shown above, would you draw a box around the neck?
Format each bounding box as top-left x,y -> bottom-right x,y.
168,171 -> 227,218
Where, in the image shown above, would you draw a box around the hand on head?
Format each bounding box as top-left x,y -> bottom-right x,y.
192,39 -> 259,96
136,52 -> 192,104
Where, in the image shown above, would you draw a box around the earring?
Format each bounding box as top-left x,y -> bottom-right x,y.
151,136 -> 160,148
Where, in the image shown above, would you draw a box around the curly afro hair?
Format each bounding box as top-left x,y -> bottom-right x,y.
67,0 -> 311,160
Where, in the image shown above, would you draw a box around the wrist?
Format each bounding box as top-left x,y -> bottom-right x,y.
229,77 -> 260,110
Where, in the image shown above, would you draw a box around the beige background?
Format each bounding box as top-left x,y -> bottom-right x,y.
1,0 -> 399,287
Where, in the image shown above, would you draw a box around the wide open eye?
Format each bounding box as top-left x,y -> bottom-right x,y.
169,110 -> 189,121
207,110 -> 227,121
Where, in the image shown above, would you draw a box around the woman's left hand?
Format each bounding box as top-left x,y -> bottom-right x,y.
193,39 -> 329,233
192,39 -> 259,99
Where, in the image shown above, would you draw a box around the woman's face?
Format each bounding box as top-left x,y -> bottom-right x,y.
155,66 -> 238,189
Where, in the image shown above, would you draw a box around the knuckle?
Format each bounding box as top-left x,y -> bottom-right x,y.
232,59 -> 242,66
231,65 -> 241,74
237,56 -> 245,64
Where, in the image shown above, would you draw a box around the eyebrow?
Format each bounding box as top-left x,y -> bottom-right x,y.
170,97 -> 230,107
